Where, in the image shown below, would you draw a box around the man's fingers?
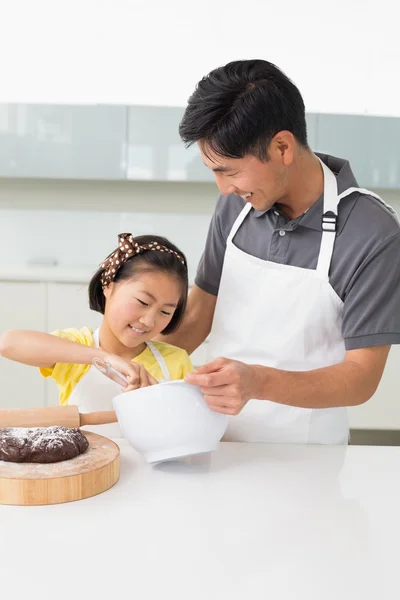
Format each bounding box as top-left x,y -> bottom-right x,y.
200,384 -> 236,397
193,357 -> 227,375
186,370 -> 234,388
203,391 -> 242,413
207,403 -> 238,415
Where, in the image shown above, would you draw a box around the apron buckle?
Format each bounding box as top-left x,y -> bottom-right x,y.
322,211 -> 337,232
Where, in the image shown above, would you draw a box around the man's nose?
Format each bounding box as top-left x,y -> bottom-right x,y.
214,173 -> 236,196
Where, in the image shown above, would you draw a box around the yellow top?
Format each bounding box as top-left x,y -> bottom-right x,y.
40,326 -> 193,405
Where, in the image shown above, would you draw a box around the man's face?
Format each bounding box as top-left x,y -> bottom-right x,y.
199,140 -> 291,212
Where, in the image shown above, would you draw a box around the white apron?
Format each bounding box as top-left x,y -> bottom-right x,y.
207,158 -> 393,444
68,329 -> 171,438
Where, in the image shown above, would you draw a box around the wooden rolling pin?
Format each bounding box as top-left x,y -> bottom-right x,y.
0,405 -> 117,429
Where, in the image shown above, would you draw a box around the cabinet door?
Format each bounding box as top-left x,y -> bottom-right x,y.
315,114 -> 400,189
0,282 -> 46,409
348,345 -> 400,430
45,282 -> 102,406
316,114 -> 368,185
0,104 -> 127,180
127,105 -> 214,182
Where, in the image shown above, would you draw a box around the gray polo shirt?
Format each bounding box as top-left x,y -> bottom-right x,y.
195,153 -> 400,351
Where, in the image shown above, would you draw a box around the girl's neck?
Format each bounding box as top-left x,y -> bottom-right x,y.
98,324 -> 147,360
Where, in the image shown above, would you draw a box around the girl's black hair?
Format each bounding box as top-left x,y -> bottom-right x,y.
89,235 -> 188,335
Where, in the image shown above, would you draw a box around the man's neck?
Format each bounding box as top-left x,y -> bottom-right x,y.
275,151 -> 324,220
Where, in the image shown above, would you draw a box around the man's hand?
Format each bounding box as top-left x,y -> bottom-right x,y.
185,357 -> 261,415
185,345 -> 391,413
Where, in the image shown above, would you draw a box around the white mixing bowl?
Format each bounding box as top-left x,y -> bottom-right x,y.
113,380 -> 228,463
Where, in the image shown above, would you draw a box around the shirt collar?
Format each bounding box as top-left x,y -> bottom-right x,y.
253,153 -> 359,231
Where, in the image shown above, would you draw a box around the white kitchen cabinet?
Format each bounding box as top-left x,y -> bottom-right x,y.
0,282 -> 47,409
316,114 -> 400,189
127,105 -> 213,182
126,107 -> 318,183
348,345 -> 400,430
45,282 -> 102,406
0,104 -> 127,180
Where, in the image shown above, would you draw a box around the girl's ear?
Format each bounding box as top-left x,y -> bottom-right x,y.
103,282 -> 114,300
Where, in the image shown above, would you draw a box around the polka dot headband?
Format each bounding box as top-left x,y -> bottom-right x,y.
100,233 -> 186,288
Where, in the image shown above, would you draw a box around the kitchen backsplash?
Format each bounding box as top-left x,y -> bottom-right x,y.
0,208 -> 212,283
0,176 -> 399,286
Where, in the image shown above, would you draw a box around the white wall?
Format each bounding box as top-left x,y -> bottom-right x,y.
0,179 -> 218,284
0,178 -> 399,285
1,0 -> 399,116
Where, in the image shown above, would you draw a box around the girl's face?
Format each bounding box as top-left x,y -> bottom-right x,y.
103,270 -> 182,349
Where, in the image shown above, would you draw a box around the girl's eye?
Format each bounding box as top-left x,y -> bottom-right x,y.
161,310 -> 172,316
137,299 -> 148,306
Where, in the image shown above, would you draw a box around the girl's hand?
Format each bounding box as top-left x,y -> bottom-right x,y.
102,353 -> 158,391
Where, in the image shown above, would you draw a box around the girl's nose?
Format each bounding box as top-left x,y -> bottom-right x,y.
139,312 -> 156,329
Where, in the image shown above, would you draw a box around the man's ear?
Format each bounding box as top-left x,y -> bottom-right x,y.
269,130 -> 295,166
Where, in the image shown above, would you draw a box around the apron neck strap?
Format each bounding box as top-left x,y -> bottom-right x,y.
338,187 -> 399,223
93,328 -> 171,381
316,157 -> 340,278
146,340 -> 171,381
316,160 -> 398,278
227,202 -> 252,244
93,328 -> 100,347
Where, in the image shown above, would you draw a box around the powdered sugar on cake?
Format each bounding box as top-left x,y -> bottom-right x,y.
0,426 -> 89,464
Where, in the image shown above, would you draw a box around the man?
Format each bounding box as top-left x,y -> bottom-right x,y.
161,59 -> 400,444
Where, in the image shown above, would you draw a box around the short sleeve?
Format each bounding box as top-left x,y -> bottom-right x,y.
195,199 -> 228,296
39,327 -> 93,405
342,232 -> 400,350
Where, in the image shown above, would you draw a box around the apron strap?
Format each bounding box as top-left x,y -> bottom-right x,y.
316,160 -> 400,278
227,202 -> 252,244
338,187 -> 400,224
316,158 -> 340,278
93,328 -> 100,347
146,340 -> 171,381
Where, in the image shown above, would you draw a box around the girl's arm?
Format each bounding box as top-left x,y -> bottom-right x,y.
0,329 -> 158,388
0,329 -> 108,368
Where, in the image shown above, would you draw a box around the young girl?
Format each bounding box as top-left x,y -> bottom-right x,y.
0,233 -> 193,436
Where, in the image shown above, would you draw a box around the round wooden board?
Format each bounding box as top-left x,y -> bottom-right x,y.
0,432 -> 120,506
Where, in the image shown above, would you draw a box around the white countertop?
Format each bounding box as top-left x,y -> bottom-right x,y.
1,441 -> 398,600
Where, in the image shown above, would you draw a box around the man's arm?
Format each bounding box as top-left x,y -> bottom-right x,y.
255,345 -> 391,409
185,345 -> 390,414
158,285 -> 217,355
